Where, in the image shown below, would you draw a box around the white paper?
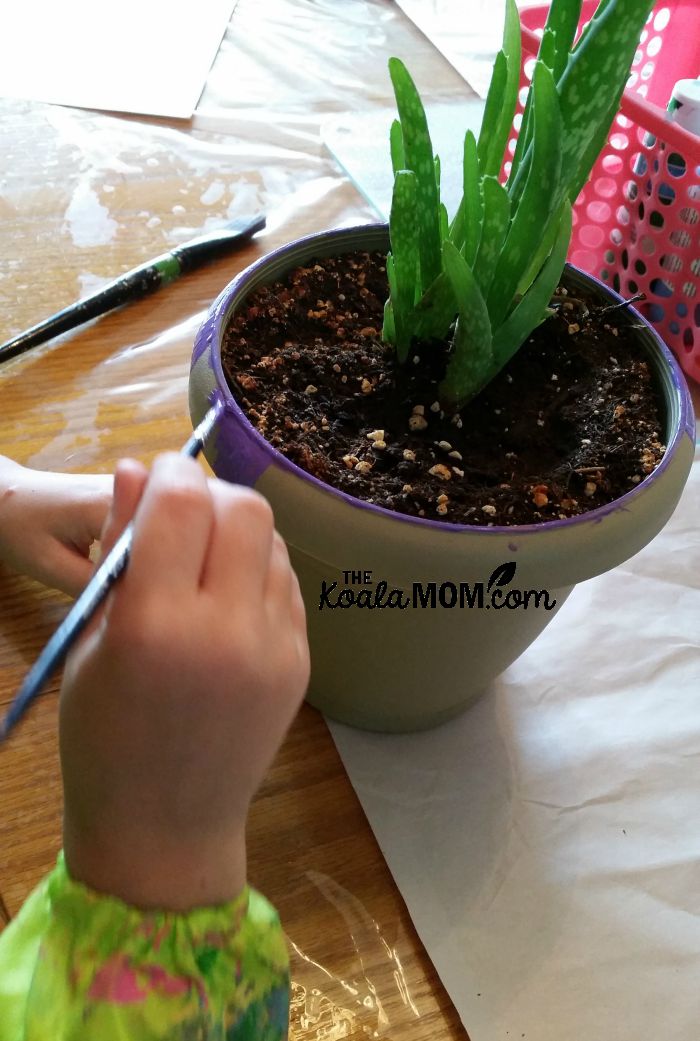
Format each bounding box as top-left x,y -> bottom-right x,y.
394,1 -> 549,98
395,0 -> 505,98
331,445 -> 700,1040
324,100 -> 486,219
0,0 -> 238,118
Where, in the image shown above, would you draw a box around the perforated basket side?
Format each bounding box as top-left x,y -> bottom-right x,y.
510,1 -> 700,381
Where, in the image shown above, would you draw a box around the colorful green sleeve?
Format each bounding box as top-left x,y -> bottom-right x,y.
0,852 -> 289,1040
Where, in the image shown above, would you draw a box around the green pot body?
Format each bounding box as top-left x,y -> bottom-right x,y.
190,224 -> 695,732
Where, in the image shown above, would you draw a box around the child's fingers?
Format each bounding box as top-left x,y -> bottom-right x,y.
44,542 -> 97,598
201,482 -> 275,600
288,560 -> 308,635
82,482 -> 114,544
98,459 -> 149,561
264,533 -> 307,641
264,531 -> 294,604
125,454 -> 215,597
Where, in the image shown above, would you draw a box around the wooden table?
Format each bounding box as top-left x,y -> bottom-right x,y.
0,1 -> 471,1037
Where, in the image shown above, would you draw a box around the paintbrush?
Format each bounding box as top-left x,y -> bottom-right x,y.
0,402 -> 223,742
0,214 -> 266,364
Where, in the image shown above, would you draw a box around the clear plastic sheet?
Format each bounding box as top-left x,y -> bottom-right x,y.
0,2 -> 474,1036
287,872 -> 420,1039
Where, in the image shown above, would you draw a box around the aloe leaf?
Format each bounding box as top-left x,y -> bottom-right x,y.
544,0 -> 583,80
383,253 -> 398,345
491,200 -> 572,366
508,0 -> 634,204
388,169 -> 420,360
557,0 -> 654,193
506,103 -> 532,208
439,202 -> 449,242
382,293 -> 396,344
477,0 -> 521,179
439,242 -> 494,405
448,129 -> 481,255
538,26 -> 558,71
509,75 -> 532,171
474,176 -> 511,299
412,271 -> 457,341
462,129 -> 482,266
572,0 -> 615,54
390,119 -> 405,174
566,81 -> 626,201
507,27 -> 556,207
487,61 -> 562,326
449,197 -> 466,252
477,51 -> 507,176
388,58 -> 442,290
515,205 -> 561,298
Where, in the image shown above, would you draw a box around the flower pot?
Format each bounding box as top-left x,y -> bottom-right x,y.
189,224 -> 695,733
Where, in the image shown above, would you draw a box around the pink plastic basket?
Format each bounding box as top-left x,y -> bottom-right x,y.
512,1 -> 700,383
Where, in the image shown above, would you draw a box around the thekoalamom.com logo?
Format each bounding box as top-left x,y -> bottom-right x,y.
318,562 -> 556,612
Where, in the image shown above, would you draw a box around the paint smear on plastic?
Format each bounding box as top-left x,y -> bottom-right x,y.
200,179 -> 226,205
63,182 -> 118,247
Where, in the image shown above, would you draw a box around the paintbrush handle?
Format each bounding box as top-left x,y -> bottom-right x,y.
0,215 -> 265,365
0,270 -> 174,363
0,403 -> 222,742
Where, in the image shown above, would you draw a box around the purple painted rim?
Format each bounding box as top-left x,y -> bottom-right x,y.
199,222 -> 695,536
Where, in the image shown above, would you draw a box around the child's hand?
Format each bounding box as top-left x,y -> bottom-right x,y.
0,457 -> 113,596
60,454 -> 310,911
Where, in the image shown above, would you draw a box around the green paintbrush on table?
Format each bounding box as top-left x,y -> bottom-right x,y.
0,214 -> 266,364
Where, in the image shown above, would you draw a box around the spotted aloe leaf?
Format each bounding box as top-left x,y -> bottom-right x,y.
491,199 -> 573,367
447,130 -> 482,271
477,0 -> 521,179
409,129 -> 482,343
566,80 -> 628,202
487,61 -> 562,326
545,0 -> 583,80
460,130 -> 482,267
508,26 -> 556,206
390,119 -> 405,174
477,51 -> 508,176
440,242 -> 494,404
572,0 -> 616,55
384,169 -> 420,360
388,57 -> 442,292
411,271 -> 458,342
474,176 -> 511,299
423,130 -> 484,342
562,0 -> 650,203
515,200 -> 564,300
557,0 -> 654,195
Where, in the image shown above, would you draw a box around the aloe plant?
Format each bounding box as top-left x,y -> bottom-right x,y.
382,0 -> 655,407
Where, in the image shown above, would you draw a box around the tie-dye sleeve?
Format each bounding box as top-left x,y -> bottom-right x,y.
0,852 -> 289,1040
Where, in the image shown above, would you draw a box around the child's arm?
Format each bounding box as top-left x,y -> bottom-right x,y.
0,454 -> 310,1039
0,455 -> 112,595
